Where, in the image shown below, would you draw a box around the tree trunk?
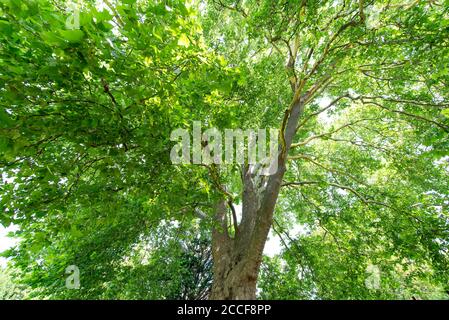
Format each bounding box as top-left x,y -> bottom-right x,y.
209,240 -> 260,299
209,97 -> 306,300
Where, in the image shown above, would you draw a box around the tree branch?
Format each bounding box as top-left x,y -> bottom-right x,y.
291,117 -> 379,148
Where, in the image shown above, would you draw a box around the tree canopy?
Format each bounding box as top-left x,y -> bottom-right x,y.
0,0 -> 448,300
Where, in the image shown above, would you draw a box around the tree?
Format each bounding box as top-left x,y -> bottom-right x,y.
1,0 -> 448,299
114,223 -> 213,300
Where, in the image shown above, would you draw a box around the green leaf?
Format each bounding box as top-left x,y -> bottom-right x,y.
441,108 -> 449,118
59,29 -> 85,43
178,34 -> 190,47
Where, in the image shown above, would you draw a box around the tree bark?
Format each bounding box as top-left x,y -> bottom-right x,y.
209,97 -> 306,300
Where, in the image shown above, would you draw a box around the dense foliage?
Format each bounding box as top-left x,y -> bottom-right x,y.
0,267 -> 28,299
0,0 -> 448,299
